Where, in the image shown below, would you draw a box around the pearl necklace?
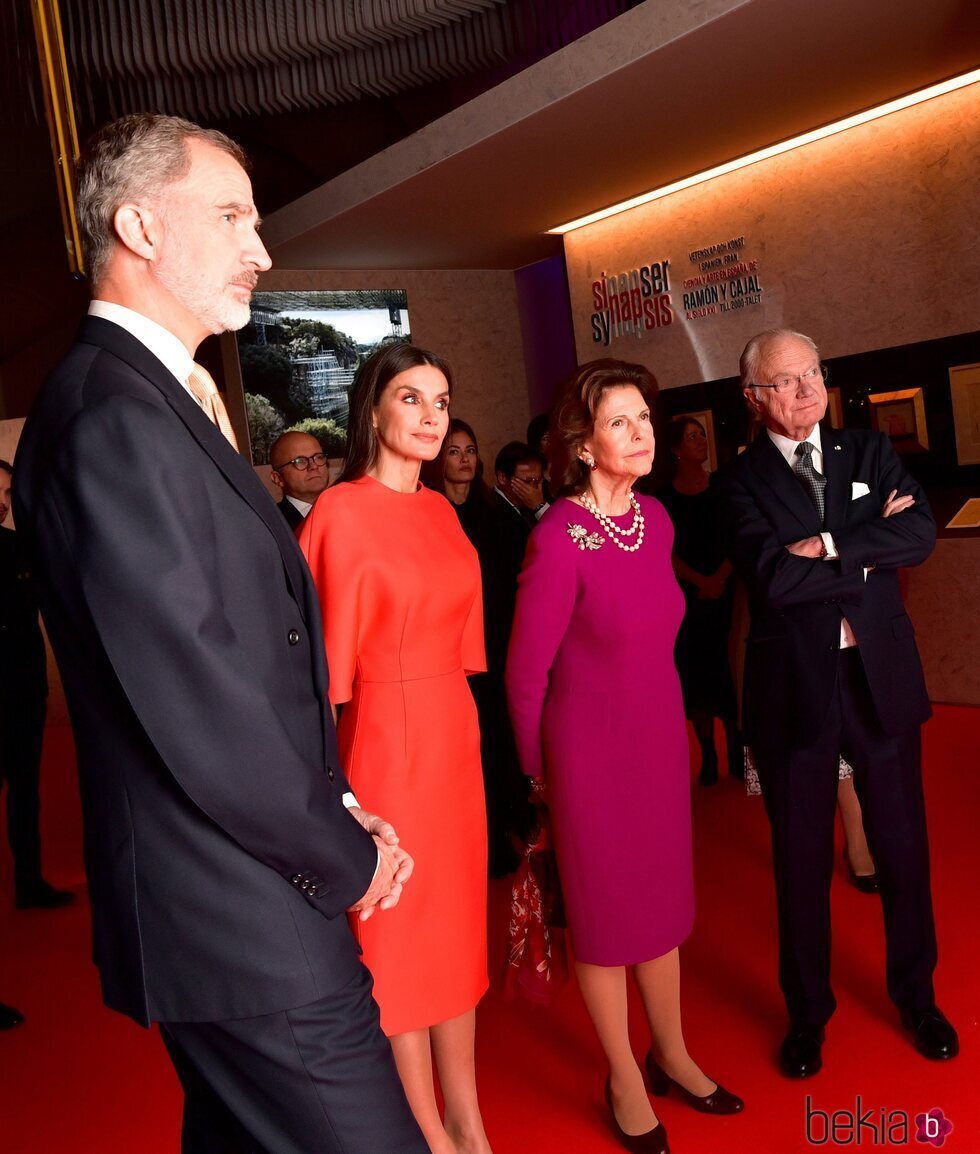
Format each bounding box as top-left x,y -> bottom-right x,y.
579,491 -> 645,553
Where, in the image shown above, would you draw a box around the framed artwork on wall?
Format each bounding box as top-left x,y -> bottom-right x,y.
948,362 -> 980,465
826,387 -> 844,429
868,387 -> 929,453
673,409 -> 717,472
234,289 -> 411,465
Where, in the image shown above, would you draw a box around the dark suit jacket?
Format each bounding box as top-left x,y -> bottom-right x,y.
721,427 -> 934,751
13,317 -> 378,1026
479,491 -> 534,675
279,494 -> 306,532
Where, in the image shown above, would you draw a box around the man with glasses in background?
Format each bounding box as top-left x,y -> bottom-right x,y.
721,328 -> 957,1079
270,430 -> 329,530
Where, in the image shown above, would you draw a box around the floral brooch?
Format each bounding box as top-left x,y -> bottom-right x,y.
567,523 -> 604,551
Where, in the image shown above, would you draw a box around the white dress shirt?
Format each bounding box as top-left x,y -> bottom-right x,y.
284,494 -> 314,519
89,301 -> 196,395
767,426 -> 858,650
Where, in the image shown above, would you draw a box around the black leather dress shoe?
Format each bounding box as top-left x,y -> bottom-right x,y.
644,1052 -> 744,1114
779,1023 -> 825,1078
604,1078 -> 669,1153
0,1002 -> 25,1029
15,879 -> 75,910
901,1006 -> 959,1060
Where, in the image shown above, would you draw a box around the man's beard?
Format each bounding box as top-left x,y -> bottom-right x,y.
155,250 -> 252,334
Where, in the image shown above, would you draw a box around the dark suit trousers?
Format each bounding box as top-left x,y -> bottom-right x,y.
160,965 -> 428,1154
754,649 -> 937,1027
0,694 -> 46,889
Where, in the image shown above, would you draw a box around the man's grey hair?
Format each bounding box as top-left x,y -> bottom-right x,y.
76,113 -> 248,287
740,329 -> 820,391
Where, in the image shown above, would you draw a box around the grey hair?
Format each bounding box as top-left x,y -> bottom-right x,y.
76,113 -> 248,286
739,328 -> 820,390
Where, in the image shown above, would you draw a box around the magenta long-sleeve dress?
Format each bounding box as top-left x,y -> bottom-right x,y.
505,495 -> 694,966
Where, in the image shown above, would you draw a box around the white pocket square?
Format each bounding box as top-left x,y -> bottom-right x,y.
851,482 -> 871,499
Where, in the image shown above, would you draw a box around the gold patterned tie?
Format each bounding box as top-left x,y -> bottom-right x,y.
186,362 -> 239,451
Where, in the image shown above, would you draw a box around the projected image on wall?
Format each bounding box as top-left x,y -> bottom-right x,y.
238,290 -> 411,464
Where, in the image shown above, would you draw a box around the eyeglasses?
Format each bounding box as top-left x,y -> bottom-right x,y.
752,365 -> 828,394
273,452 -> 327,471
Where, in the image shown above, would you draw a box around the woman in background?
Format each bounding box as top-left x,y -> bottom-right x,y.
422,417 -> 491,549
423,416 -> 533,876
659,416 -> 741,785
507,360 -> 742,1154
300,343 -> 493,1154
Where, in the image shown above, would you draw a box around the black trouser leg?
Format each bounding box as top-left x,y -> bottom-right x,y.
161,965 -> 429,1154
836,656 -> 937,1014
161,1028 -> 266,1154
1,703 -> 45,891
755,692 -> 843,1027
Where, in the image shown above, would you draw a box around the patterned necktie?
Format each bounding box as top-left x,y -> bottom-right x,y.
794,440 -> 826,522
187,363 -> 239,451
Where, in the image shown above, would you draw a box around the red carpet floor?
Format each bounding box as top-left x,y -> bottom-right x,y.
1,708 -> 976,1153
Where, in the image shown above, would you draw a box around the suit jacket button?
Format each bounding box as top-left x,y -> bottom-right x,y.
308,885 -> 318,896
291,874 -> 302,885
327,767 -> 335,781
288,629 -> 300,645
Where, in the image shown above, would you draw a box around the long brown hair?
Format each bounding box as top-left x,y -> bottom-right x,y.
339,342 -> 455,483
549,359 -> 659,496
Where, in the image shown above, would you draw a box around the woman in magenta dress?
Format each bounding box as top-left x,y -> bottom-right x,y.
506,360 -> 742,1152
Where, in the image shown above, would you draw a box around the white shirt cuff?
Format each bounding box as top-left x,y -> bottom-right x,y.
342,792 -> 380,883
820,531 -> 838,559
533,502 -> 550,521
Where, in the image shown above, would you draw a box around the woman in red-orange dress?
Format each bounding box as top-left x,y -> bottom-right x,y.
299,343 -> 492,1154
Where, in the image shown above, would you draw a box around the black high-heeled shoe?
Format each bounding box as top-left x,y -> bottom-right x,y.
604,1078 -> 670,1153
644,1052 -> 744,1115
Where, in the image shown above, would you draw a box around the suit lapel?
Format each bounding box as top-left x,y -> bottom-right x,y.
821,424 -> 853,535
748,434 -> 822,535
80,318 -> 312,619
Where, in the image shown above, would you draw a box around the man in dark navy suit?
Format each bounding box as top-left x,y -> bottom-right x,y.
270,430 -> 329,531
722,328 -> 957,1078
14,114 -> 427,1153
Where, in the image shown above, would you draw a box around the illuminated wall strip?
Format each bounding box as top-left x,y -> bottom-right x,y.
548,67 -> 980,235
